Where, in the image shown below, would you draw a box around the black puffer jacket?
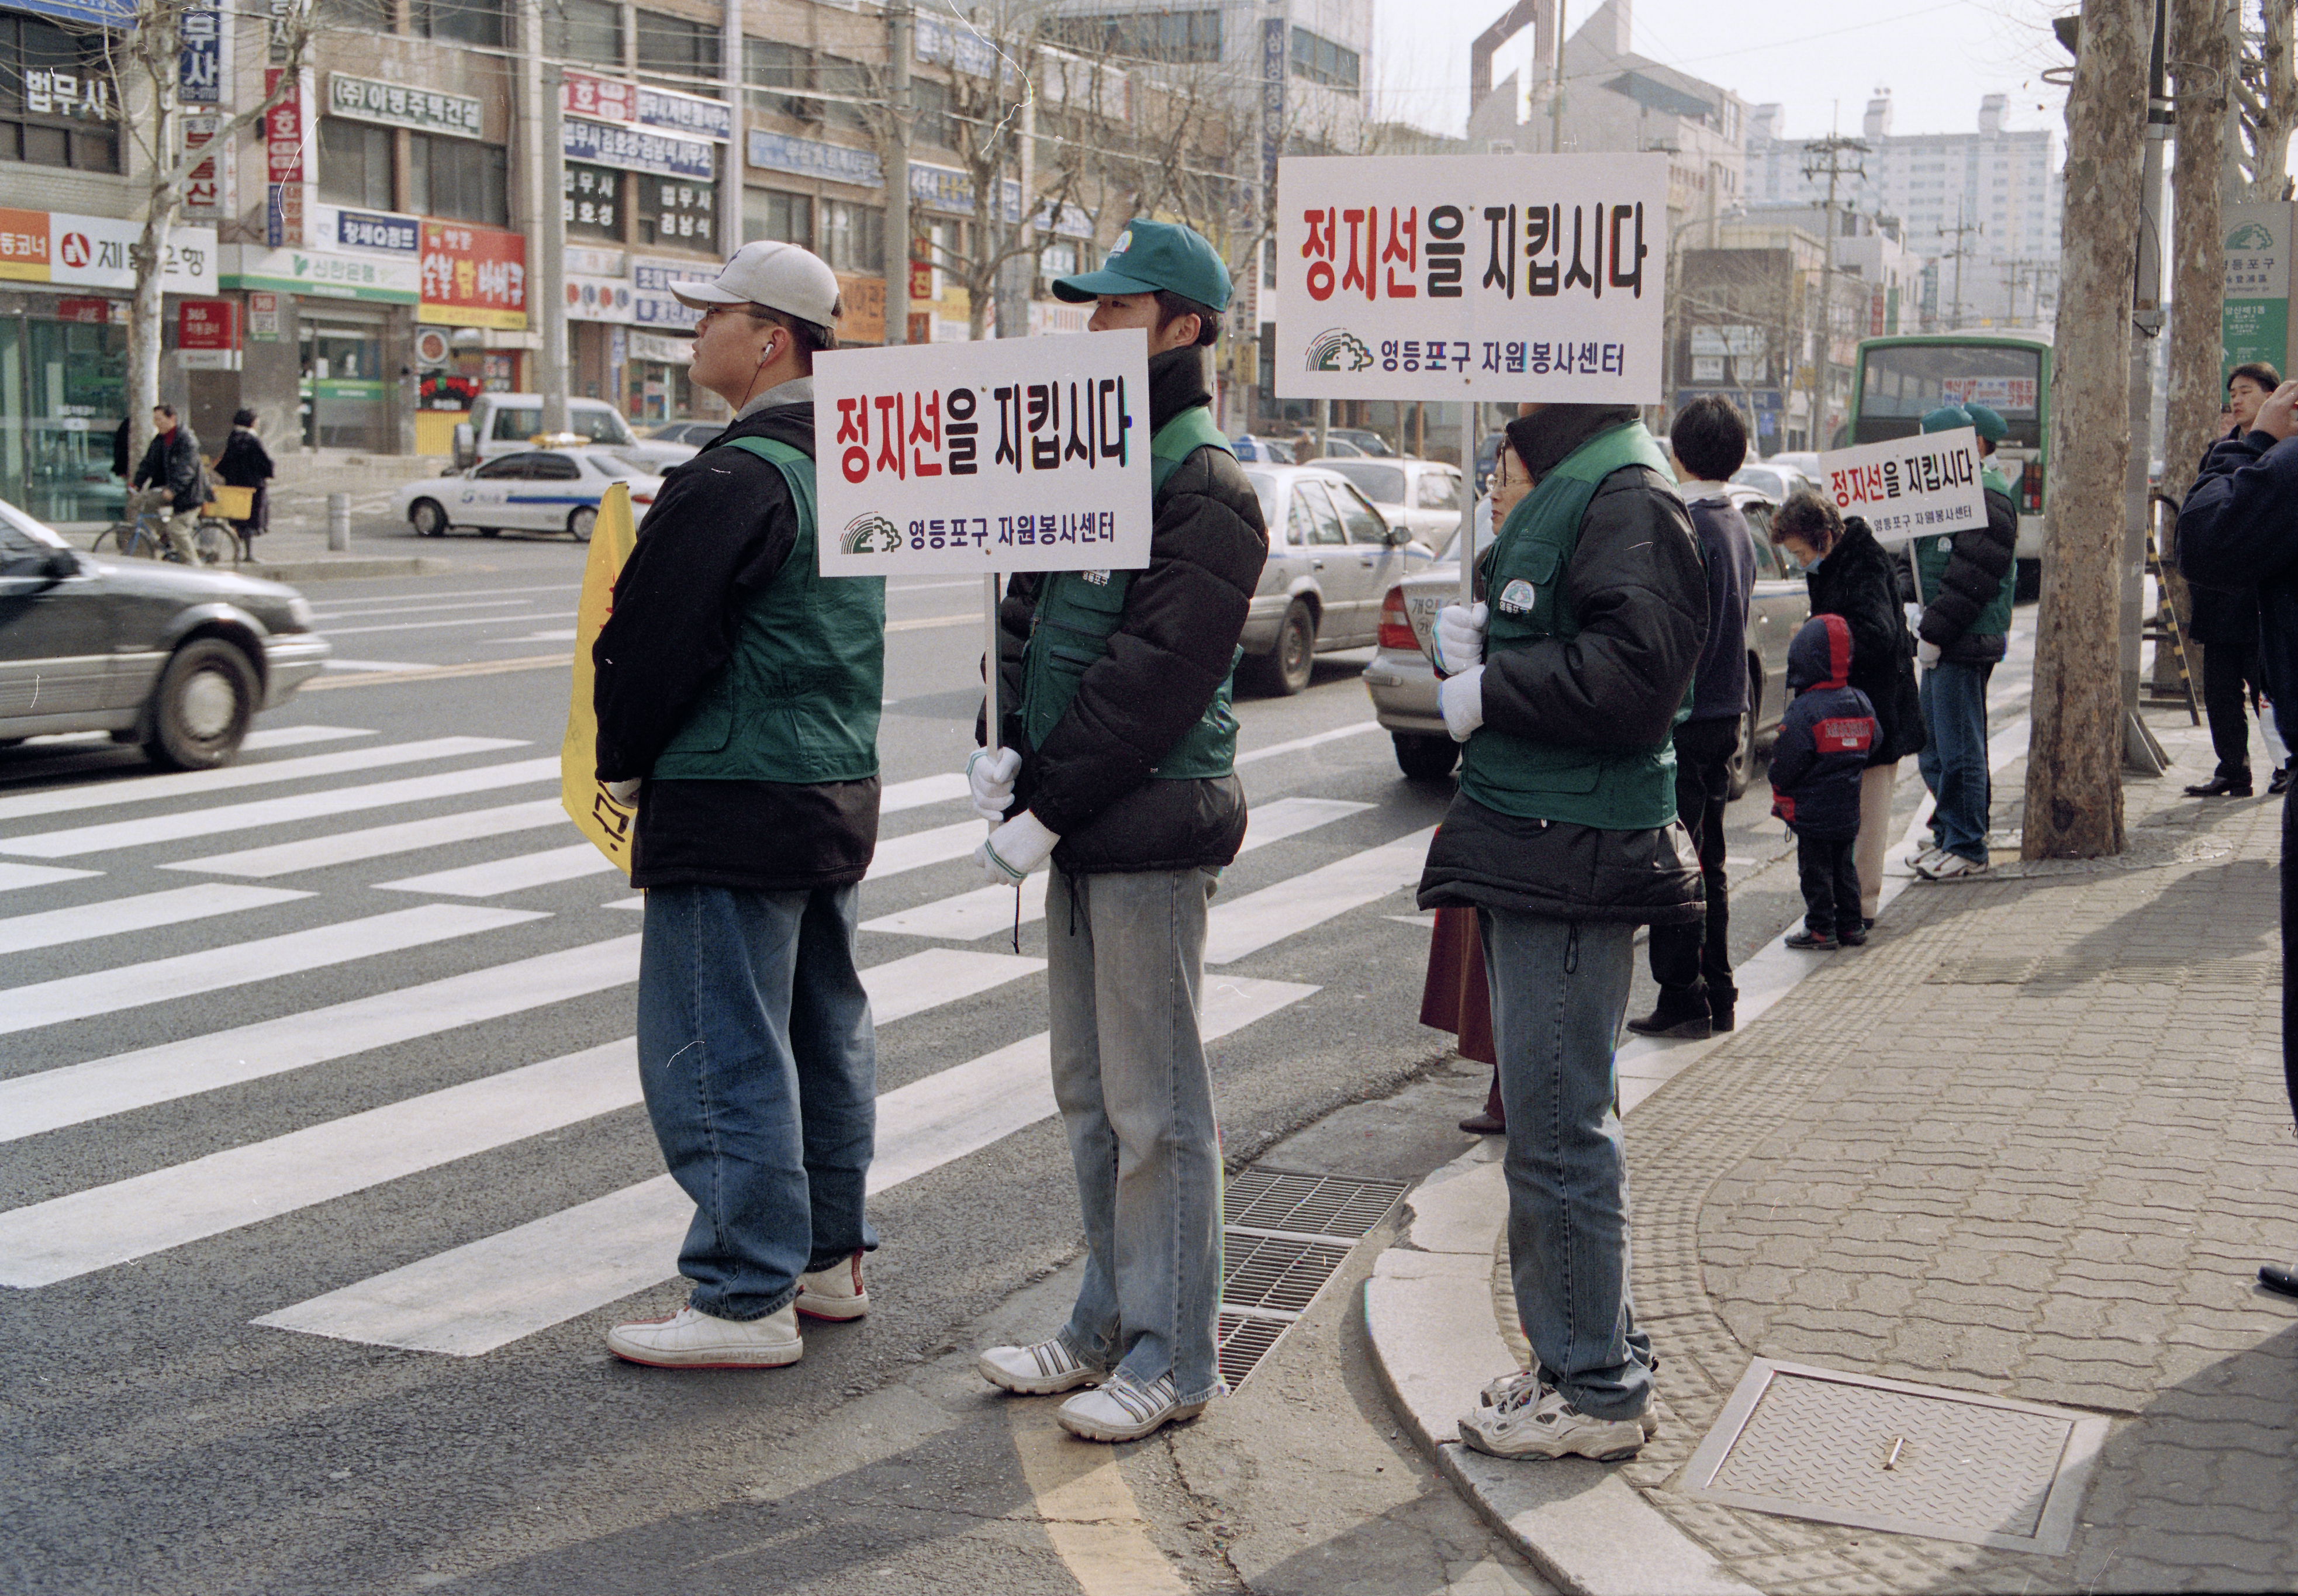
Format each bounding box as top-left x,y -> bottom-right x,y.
990,345 -> 1269,875
1806,516 -> 1924,765
1418,406 -> 1708,927
133,426 -> 205,512
1916,479 -> 2017,664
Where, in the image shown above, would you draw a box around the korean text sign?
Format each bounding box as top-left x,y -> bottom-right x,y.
1275,153 -> 1667,405
1815,428 -> 1983,547
814,330 -> 1152,578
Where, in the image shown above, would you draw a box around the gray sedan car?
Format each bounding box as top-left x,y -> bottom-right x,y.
1360,486 -> 1805,788
0,497 -> 330,768
1239,465 -> 1439,695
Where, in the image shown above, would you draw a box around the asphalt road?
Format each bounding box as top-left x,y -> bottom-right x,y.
0,533 -> 2033,1595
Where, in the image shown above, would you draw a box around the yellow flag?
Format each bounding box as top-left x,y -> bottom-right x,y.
562,481 -> 642,870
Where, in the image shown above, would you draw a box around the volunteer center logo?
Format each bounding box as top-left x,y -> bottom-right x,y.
1305,329 -> 1375,373
840,513 -> 903,555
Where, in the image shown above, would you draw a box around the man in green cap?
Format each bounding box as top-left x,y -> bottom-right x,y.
1909,402 -> 2019,880
968,219 -> 1270,1442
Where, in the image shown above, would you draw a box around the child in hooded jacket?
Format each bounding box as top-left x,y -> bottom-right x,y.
1771,613 -> 1879,949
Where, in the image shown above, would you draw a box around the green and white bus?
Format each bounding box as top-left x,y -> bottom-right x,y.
1849,330 -> 2050,599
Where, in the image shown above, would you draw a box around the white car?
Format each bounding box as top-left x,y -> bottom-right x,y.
396,448 -> 664,542
1308,457 -> 1469,553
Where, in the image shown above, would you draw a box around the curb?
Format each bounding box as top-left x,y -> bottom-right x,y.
1363,1146 -> 1758,1596
245,556 -> 452,582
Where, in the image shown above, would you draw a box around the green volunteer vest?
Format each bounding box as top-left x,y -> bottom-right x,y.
1912,462 -> 2017,641
650,434 -> 887,783
1458,421 -> 1684,830
1017,405 -> 1240,779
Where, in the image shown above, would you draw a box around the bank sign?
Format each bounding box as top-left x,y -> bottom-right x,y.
0,208 -> 216,292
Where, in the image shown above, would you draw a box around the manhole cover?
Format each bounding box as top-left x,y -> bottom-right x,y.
1680,1359 -> 2109,1554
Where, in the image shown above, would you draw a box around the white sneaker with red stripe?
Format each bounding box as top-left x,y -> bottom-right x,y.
606,1303 -> 803,1369
796,1250 -> 870,1321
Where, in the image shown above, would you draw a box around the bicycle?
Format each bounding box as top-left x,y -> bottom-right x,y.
91,493 -> 244,566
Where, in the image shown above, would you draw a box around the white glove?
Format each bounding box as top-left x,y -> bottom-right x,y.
976,810 -> 1059,886
1917,639 -> 1941,668
1429,601 -> 1488,677
1904,602 -> 1924,635
604,778 -> 642,804
1439,665 -> 1486,742
967,746 -> 1022,824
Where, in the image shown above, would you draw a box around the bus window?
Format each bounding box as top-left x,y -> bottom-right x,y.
1853,343 -> 2043,449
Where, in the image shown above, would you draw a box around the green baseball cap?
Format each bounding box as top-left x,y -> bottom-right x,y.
1052,219 -> 1232,312
1962,402 -> 2008,443
1920,403 -> 1973,434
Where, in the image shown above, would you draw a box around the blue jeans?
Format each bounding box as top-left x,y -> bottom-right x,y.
1480,910 -> 1653,1422
1918,661 -> 1994,863
636,882 -> 877,1321
1048,863 -> 1226,1405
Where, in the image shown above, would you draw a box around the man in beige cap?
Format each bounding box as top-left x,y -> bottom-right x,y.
592,240 -> 887,1369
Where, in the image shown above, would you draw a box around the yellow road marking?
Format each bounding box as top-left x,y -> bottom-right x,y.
1007,1404 -> 1191,1595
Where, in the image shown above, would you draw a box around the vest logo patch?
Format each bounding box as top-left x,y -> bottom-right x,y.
1937,535 -> 1954,554
1498,578 -> 1537,615
1081,569 -> 1111,585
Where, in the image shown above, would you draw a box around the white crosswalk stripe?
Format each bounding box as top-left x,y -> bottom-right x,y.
1204,826 -> 1437,965
0,736 -> 524,824
376,841 -> 617,897
0,883 -> 312,955
167,798 -> 571,879
0,862 -> 99,894
866,818 -> 989,879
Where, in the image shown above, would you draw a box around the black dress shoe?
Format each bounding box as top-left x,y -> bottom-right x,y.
2261,1263 -> 2298,1299
2273,765 -> 2294,796
1708,989 -> 1738,1033
1459,1110 -> 1505,1135
1626,995 -> 1713,1039
2185,772 -> 2254,797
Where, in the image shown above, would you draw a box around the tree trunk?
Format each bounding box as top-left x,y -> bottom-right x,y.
2256,0 -> 2298,200
2024,0 -> 2151,861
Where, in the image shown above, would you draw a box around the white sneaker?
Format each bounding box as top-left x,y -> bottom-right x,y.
1478,1369 -> 1659,1439
1910,845 -> 1950,877
1459,1379 -> 1644,1460
978,1334 -> 1107,1395
606,1303 -> 803,1369
796,1250 -> 870,1321
1056,1370 -> 1208,1442
1920,852 -> 1989,880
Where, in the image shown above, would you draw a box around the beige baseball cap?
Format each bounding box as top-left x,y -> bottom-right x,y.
671,240 -> 842,326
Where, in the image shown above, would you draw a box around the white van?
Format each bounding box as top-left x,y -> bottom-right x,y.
452,395 -> 696,474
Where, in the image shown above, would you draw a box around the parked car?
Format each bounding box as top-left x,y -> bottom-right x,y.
0,495 -> 329,769
648,420 -> 725,447
395,449 -> 665,541
1326,427 -> 1394,457
1231,433 -> 1297,464
1308,457 -> 1470,553
1732,460 -> 1815,502
1238,465 -> 1439,695
451,394 -> 697,474
1360,486 -> 1805,789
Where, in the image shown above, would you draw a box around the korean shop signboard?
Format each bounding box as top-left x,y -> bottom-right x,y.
0,209 -> 216,291
1812,427 -> 1983,547
2222,201 -> 2292,385
1274,153 -> 1667,404
327,73 -> 485,139
814,329 -> 1152,576
419,222 -> 527,329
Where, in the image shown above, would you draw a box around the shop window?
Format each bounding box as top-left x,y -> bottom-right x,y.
744,188 -> 812,249
911,78 -> 948,148
744,39 -> 812,122
639,177 -> 716,250
319,117 -> 395,210
546,0 -> 623,66
637,10 -> 720,88
315,0 -> 393,29
410,133 -> 509,226
564,162 -> 623,240
1046,9 -> 1219,64
414,0 -> 504,47
0,15 -> 119,172
1289,27 -> 1359,92
821,199 -> 883,274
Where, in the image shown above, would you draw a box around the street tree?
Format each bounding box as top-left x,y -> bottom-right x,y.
96,0 -> 316,465
2161,0 -> 2233,512
2024,0 -> 2152,861
2233,0 -> 2297,198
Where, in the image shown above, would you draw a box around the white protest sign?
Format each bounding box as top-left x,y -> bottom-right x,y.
1815,427 -> 1985,547
814,330 -> 1152,577
1274,153 -> 1668,405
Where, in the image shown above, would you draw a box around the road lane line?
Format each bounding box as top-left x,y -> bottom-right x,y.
316,613 -> 575,638
1202,827 -> 1437,965
863,796 -> 1374,941
0,756 -> 563,858
302,656 -> 572,691
0,904 -> 546,1038
0,936 -> 642,1142
1233,721 -> 1383,766
254,974 -> 1313,1355
168,799 -> 569,878
881,772 -> 970,811
0,736 -> 527,824
240,727 -> 375,749
0,863 -> 99,894
0,884 -> 312,955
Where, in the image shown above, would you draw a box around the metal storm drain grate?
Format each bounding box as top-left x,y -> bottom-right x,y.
1214,1169 -> 1406,1387
1681,1359 -> 2110,1555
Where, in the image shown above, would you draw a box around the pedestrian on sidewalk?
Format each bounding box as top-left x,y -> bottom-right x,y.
131,403 -> 206,564
969,221 -> 1270,1440
591,241 -> 884,1368
1771,614 -> 1879,949
1418,407 -> 1707,1462
1909,403 -> 2018,880
2185,362 -> 2284,799
214,409 -> 275,544
1419,904 -> 1502,1132
2173,374 -> 2298,1300
1771,492 -> 1924,923
1628,395 -> 1755,1040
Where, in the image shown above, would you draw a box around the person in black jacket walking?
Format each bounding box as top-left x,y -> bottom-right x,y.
2185,362 -> 2283,797
591,241 -> 886,1369
1771,493 -> 1923,921
213,409 -> 274,542
1418,407 -> 1706,1463
969,222 -> 1270,1442
131,404 -> 205,562
1771,614 -> 1879,949
1627,395 -> 1755,1039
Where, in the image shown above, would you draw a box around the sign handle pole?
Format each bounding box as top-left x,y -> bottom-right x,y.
983,569 -> 1000,778
1460,402 -> 1478,607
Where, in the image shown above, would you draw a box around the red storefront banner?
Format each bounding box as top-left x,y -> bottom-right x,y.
419,220 -> 528,330
178,298 -> 236,349
562,70 -> 637,125
264,68 -> 305,182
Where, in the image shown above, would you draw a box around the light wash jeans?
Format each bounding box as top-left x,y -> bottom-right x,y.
1480,908 -> 1654,1422
1047,862 -> 1226,1405
1918,660 -> 1995,863
637,882 -> 878,1322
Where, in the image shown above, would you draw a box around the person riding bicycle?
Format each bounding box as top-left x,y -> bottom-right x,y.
132,405 -> 207,563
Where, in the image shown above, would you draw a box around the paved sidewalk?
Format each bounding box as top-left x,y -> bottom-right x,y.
1371,711 -> 2298,1594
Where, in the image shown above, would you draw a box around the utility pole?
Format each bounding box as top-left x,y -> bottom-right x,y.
1801,134 -> 1866,451
885,0 -> 913,346
2119,0 -> 2172,776
1549,0 -> 1566,154
1937,201 -> 1983,327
